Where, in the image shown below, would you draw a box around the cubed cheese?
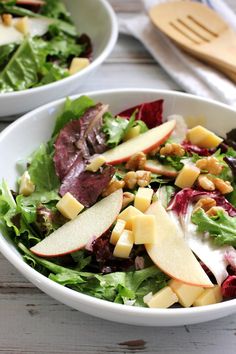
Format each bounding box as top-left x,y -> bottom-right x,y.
134,187 -> 153,212
113,230 -> 133,258
69,57 -> 90,75
146,286 -> 178,308
123,126 -> 141,141
110,219 -> 126,245
56,192 -> 84,220
86,155 -> 106,172
15,16 -> 29,35
169,279 -> 204,307
118,205 -> 143,230
175,164 -> 200,189
193,285 -> 223,306
19,171 -> 35,196
132,214 -> 157,244
187,125 -> 223,148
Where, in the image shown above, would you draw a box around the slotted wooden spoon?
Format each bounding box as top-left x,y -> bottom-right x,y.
149,1 -> 236,82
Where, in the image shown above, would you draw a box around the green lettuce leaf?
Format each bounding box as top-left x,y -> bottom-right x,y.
52,96 -> 95,136
0,37 -> 38,93
191,208 -> 236,246
18,243 -> 168,306
28,143 -> 60,193
0,43 -> 17,69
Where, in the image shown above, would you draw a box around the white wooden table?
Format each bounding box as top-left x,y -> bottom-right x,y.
0,1 -> 236,353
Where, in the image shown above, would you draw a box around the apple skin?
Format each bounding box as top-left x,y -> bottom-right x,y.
144,160 -> 178,177
102,120 -> 176,165
30,189 -> 123,257
145,202 -> 213,288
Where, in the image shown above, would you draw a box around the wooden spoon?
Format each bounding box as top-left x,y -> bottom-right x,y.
149,1 -> 236,82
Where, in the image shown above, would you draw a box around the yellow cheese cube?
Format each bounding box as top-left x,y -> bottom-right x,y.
56,192 -> 84,220
132,214 -> 157,244
175,164 -> 200,189
15,16 -> 29,35
146,286 -> 178,308
193,285 -> 222,307
123,126 -> 141,141
110,219 -> 126,245
169,279 -> 204,307
69,57 -> 90,75
118,206 -> 143,230
113,230 -> 133,258
134,187 -> 153,212
19,171 -> 35,196
86,155 -> 106,172
187,125 -> 223,148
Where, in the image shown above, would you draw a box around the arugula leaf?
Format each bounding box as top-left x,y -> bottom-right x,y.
28,143 -> 60,192
191,208 -> 236,247
52,96 -> 95,136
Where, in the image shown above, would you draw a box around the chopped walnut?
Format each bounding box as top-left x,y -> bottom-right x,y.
210,177 -> 233,195
136,170 -> 151,187
125,152 -> 146,171
198,175 -> 215,191
160,143 -> 185,157
122,192 -> 135,208
123,170 -> 151,189
2,13 -> 12,26
102,179 -> 125,197
206,206 -> 225,217
196,157 -> 223,175
194,197 -> 216,213
123,171 -> 137,189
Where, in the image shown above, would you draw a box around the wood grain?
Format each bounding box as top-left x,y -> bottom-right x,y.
0,1 -> 236,353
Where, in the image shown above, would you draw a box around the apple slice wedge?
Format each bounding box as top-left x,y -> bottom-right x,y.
144,160 -> 178,177
145,202 -> 213,287
30,189 -> 123,257
102,120 -> 176,165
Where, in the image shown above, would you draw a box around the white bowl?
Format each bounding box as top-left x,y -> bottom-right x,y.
0,89 -> 235,326
0,0 -> 118,117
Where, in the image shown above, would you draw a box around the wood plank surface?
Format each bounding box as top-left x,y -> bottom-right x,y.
0,1 -> 236,353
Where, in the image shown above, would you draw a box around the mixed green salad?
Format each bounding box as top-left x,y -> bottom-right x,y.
0,96 -> 236,308
0,0 -> 92,93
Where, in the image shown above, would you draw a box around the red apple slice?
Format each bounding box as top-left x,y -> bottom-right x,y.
30,189 -> 123,257
145,202 -> 213,287
102,120 -> 176,165
16,0 -> 45,6
144,160 -> 178,177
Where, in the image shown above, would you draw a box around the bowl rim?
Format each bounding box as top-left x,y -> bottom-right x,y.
0,88 -> 235,322
0,0 -> 118,98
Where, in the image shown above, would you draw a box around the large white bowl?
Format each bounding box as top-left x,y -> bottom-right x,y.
0,0 -> 118,117
0,89 -> 236,326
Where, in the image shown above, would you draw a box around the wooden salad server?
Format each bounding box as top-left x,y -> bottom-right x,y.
149,0 -> 236,82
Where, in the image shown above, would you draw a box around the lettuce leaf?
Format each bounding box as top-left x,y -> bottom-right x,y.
28,143 -> 60,193
18,243 -> 167,306
191,208 -> 236,247
52,96 -> 95,137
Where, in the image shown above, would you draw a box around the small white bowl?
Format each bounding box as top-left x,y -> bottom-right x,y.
0,89 -> 236,326
0,0 -> 118,117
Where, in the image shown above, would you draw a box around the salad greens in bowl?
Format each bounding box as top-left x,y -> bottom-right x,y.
0,0 -> 118,116
0,89 -> 236,326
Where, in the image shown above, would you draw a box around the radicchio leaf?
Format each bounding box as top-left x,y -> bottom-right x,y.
168,188 -> 236,217
221,275 -> 236,299
76,33 -> 93,60
224,156 -> 236,177
118,99 -> 163,129
60,165 -> 115,207
182,141 -> 215,156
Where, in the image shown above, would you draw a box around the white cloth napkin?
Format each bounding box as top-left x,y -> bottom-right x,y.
119,0 -> 236,106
